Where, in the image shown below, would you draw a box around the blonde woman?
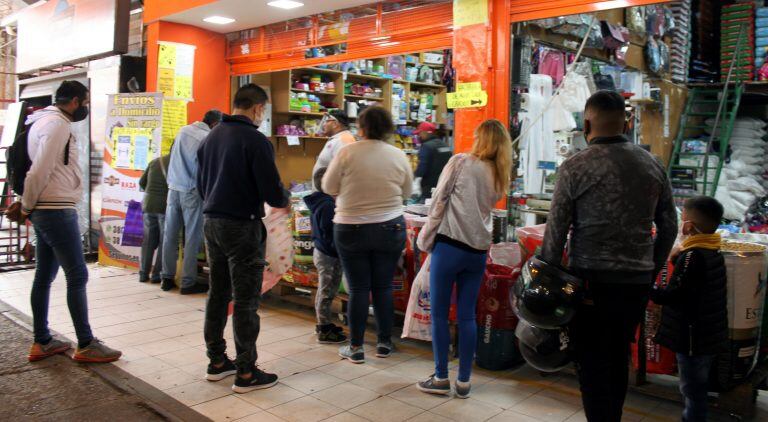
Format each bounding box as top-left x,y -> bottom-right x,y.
416,119 -> 512,398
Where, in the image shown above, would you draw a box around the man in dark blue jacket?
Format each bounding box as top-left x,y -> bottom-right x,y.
304,167 -> 346,344
197,83 -> 290,393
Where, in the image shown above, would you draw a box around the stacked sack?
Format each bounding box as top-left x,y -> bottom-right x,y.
757,7 -> 768,76
721,2 -> 756,82
712,117 -> 768,221
669,0 -> 692,84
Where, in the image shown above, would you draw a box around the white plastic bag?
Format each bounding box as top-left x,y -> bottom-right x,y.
262,206 -> 294,294
402,255 -> 432,341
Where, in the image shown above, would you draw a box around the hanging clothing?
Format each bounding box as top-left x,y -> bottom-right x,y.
538,49 -> 566,87
520,74 -> 557,194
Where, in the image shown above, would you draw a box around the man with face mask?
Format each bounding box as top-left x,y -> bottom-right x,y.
18,80 -> 122,363
197,84 -> 290,393
312,110 -> 355,190
162,109 -> 222,294
541,90 -> 677,422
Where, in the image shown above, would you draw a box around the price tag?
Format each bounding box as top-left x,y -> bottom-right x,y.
287,136 -> 301,146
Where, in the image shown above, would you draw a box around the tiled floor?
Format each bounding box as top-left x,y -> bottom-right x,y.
1,264 -> 767,422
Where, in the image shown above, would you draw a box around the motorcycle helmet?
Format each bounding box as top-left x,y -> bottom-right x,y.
515,318 -> 572,373
511,256 -> 584,329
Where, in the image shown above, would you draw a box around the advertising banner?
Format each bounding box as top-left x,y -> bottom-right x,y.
98,93 -> 163,268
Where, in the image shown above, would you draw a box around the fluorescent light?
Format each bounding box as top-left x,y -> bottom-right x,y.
203,16 -> 235,25
267,1 -> 304,10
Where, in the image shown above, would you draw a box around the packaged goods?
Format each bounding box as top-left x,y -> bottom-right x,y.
402,255 -> 432,341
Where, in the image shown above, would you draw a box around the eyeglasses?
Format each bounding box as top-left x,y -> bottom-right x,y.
320,114 -> 338,126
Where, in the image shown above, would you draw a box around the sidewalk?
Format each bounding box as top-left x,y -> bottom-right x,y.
0,264 -> 766,421
0,300 -> 207,421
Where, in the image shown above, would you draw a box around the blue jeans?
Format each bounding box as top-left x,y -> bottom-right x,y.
29,209 -> 93,346
335,216 -> 406,347
162,189 -> 205,288
429,240 -> 487,382
677,354 -> 714,422
140,213 -> 164,282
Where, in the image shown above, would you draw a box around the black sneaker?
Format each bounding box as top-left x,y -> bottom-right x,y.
180,283 -> 209,295
150,278 -> 161,284
314,324 -> 344,334
232,367 -> 279,394
376,341 -> 394,358
139,277 -> 150,283
161,278 -> 176,291
206,358 -> 237,382
317,325 -> 347,344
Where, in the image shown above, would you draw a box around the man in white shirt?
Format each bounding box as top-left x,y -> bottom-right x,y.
312,110 -> 355,189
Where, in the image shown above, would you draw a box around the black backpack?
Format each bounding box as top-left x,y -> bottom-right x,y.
7,122 -> 69,196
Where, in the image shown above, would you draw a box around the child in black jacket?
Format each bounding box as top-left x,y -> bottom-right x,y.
651,196 -> 727,422
304,168 -> 347,343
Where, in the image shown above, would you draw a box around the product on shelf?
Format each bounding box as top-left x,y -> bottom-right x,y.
720,2 -> 756,82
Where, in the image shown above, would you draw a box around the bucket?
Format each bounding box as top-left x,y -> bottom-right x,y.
715,241 -> 768,389
476,326 -> 523,370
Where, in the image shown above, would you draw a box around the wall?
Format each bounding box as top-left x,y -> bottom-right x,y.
146,21 -> 230,122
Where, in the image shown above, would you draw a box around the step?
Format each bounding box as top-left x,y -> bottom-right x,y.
670,165 -> 720,170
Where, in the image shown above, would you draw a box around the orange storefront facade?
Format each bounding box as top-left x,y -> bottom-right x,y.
142,0 -> 670,154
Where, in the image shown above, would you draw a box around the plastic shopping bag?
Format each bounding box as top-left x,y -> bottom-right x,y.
121,200 -> 143,247
262,206 -> 294,294
402,254 -> 432,341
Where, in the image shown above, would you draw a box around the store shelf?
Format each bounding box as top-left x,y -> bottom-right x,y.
345,94 -> 384,101
298,67 -> 343,76
291,88 -> 338,96
274,135 -> 329,140
407,62 -> 444,68
345,72 -> 388,82
280,110 -> 327,117
409,81 -> 445,89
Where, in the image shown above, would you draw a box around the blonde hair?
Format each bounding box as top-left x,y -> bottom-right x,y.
471,119 -> 512,195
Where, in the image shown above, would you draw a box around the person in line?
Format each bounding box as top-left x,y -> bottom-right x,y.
161,109 -> 222,294
312,110 -> 355,189
304,167 -> 346,343
416,119 -> 511,399
540,90 -> 677,422
17,81 -> 121,363
651,196 -> 727,422
413,122 -> 452,203
323,106 -> 413,364
197,84 -> 290,393
138,154 -> 170,284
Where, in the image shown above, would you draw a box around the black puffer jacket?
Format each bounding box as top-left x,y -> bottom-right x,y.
651,248 -> 728,355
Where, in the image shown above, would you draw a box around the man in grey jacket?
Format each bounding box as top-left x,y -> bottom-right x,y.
541,90 -> 677,422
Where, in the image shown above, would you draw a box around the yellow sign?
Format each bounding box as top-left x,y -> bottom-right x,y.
161,100 -> 187,156
453,0 -> 488,28
110,127 -> 153,170
174,76 -> 192,100
158,68 -> 175,98
447,90 -> 488,109
158,44 -> 177,69
457,82 -> 482,92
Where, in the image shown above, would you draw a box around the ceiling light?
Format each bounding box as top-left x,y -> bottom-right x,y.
267,1 -> 304,10
203,16 -> 235,25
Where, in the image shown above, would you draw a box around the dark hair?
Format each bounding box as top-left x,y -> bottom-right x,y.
358,106 -> 394,141
314,167 -> 327,194
328,109 -> 350,128
203,109 -> 223,126
233,83 -> 268,109
585,90 -> 626,115
55,80 -> 89,105
684,196 -> 724,234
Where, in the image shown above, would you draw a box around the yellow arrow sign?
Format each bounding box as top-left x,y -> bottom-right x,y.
447,90 -> 488,109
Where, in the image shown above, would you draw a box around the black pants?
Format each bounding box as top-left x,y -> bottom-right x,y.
570,279 -> 650,422
203,218 -> 267,373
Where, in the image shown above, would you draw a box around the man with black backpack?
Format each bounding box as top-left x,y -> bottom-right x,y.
5,81 -> 121,363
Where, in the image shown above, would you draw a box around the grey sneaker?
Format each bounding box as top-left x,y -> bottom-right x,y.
73,338 -> 122,363
455,380 -> 471,398
417,374 -> 451,395
29,338 -> 71,362
376,341 -> 394,358
338,345 -> 365,364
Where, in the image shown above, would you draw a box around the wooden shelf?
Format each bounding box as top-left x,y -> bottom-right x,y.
345,94 -> 385,101
409,81 -> 444,89
297,67 -> 342,76
291,88 -> 338,96
274,135 -> 329,140
280,110 -> 326,117
345,72 -> 388,82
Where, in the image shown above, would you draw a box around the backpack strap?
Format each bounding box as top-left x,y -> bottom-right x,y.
158,156 -> 167,179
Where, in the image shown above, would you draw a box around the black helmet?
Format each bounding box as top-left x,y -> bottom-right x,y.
515,318 -> 572,373
511,256 -> 583,329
